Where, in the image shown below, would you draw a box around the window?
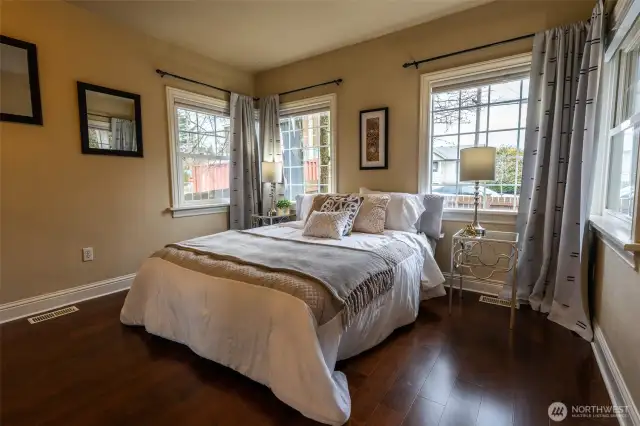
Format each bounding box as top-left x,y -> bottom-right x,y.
603,34 -> 640,224
87,115 -> 112,149
590,2 -> 640,259
419,54 -> 531,213
166,87 -> 230,217
279,94 -> 337,201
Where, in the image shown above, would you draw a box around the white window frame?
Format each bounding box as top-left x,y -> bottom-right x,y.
166,87 -> 230,218
418,53 -> 532,223
591,1 -> 640,266
279,94 -> 338,205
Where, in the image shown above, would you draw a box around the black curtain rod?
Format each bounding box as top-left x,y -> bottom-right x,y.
402,33 -> 535,69
279,79 -> 343,96
156,69 -> 343,100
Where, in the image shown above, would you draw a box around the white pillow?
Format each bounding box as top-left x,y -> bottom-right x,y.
302,211 -> 351,240
295,194 -> 317,222
359,188 -> 425,233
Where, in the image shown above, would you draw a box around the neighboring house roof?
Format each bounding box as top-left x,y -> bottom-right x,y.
433,146 -> 458,161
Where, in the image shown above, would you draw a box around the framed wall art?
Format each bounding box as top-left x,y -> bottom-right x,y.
0,35 -> 43,125
360,107 -> 388,169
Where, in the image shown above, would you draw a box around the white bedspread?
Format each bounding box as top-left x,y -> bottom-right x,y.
120,222 -> 445,425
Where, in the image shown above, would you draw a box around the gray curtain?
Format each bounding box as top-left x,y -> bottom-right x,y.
111,118 -> 136,151
259,95 -> 283,214
513,1 -> 603,341
229,93 -> 260,230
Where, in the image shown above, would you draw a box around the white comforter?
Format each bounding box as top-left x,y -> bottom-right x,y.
120,222 -> 445,425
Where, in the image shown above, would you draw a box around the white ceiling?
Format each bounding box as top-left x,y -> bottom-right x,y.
72,0 -> 492,72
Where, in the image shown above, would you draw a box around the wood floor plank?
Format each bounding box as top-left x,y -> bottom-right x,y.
0,291 -> 613,426
367,403 -> 406,426
381,345 -> 439,412
476,387 -> 514,426
438,380 -> 483,426
401,397 -> 444,426
417,348 -> 460,405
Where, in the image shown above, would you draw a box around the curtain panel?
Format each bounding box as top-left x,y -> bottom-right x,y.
512,1 -> 603,341
259,95 -> 283,214
229,93 -> 261,230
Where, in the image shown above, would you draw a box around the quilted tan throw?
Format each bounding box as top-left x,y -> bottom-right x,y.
164,230 -> 415,327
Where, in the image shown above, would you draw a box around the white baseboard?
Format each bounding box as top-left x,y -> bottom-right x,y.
592,322 -> 640,426
0,273 -> 135,324
442,272 -> 504,296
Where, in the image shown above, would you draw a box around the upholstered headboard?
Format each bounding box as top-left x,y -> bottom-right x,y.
418,194 -> 445,241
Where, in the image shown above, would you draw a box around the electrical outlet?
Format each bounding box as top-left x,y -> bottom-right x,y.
82,247 -> 94,262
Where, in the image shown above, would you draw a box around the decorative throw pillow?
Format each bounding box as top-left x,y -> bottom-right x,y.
359,188 -> 425,233
302,211 -> 351,240
295,194 -> 314,221
304,194 -> 330,224
319,194 -> 364,235
353,193 -> 391,234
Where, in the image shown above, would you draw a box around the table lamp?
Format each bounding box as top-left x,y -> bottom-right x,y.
459,146 -> 496,236
261,161 -> 282,216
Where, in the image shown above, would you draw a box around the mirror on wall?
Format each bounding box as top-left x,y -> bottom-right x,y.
77,82 -> 143,157
0,35 -> 43,125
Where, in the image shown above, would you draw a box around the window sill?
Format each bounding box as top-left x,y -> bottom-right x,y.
589,215 -> 639,270
443,209 -> 517,226
169,204 -> 229,218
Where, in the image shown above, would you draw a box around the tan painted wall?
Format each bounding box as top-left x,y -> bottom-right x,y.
594,239 -> 640,408
0,1 -> 253,304
255,0 -> 594,272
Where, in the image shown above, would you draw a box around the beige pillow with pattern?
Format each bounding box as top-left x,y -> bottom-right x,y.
353,193 -> 391,234
302,211 -> 351,240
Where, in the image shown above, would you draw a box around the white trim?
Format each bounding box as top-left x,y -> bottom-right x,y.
165,86 -> 230,215
443,209 -> 517,226
590,216 -> 640,270
170,203 -> 229,218
0,274 -> 135,324
418,53 -> 532,209
592,322 -> 640,426
442,272 -> 504,296
279,93 -> 338,194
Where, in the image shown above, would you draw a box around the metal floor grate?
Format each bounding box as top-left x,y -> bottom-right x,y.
479,295 -> 519,309
27,306 -> 79,324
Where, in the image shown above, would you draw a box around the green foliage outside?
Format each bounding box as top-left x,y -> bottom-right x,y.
320,115 -> 330,188
485,146 -> 523,195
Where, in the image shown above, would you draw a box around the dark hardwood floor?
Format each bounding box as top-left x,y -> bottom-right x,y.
1,290 -> 614,426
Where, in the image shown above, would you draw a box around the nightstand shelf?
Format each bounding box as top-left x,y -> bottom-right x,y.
250,214 -> 294,228
449,229 -> 520,329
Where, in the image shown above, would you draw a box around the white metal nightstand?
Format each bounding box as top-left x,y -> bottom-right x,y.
449,229 -> 520,329
250,214 -> 294,228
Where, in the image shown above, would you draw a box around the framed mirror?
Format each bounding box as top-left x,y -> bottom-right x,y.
77,81 -> 143,157
0,35 -> 43,125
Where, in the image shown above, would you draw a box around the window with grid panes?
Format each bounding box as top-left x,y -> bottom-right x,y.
166,88 -> 231,209
280,100 -> 334,201
602,20 -> 640,225
429,73 -> 529,211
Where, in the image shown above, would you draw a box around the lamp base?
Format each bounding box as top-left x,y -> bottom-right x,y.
267,209 -> 277,217
471,180 -> 486,237
472,223 -> 486,237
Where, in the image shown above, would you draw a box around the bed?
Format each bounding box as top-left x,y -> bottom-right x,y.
120,193 -> 445,425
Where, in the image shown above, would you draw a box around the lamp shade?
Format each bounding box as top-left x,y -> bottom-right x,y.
261,161 -> 282,183
459,147 -> 496,182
